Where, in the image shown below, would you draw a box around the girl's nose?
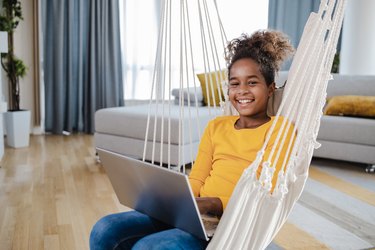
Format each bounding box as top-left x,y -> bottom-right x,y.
238,84 -> 250,94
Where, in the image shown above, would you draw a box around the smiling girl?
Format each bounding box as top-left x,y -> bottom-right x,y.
190,30 -> 295,218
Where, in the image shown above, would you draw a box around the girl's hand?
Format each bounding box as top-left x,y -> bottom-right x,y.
195,197 -> 223,217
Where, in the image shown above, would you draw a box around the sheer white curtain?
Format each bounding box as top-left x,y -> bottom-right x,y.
120,0 -> 269,100
119,0 -> 160,100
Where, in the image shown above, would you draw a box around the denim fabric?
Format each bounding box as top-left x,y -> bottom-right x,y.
89,211 -> 208,250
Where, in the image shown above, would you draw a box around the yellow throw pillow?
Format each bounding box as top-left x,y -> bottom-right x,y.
197,70 -> 227,106
324,95 -> 375,117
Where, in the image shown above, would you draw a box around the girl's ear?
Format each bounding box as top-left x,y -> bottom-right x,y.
268,82 -> 276,97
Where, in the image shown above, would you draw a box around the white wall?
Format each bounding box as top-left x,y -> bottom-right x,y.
340,0 -> 375,75
12,0 -> 36,131
0,3 -> 8,103
0,31 -> 6,158
0,66 -> 6,102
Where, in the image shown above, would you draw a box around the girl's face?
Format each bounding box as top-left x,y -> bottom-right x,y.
228,58 -> 274,120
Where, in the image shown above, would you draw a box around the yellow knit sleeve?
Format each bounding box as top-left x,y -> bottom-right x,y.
261,117 -> 295,192
218,196 -> 229,210
188,122 -> 214,197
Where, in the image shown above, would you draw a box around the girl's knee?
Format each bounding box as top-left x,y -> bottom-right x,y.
89,211 -> 162,250
132,229 -> 208,250
89,214 -> 116,248
90,212 -> 136,249
90,211 -> 139,236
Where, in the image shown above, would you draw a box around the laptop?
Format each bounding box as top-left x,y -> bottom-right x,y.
96,148 -> 218,241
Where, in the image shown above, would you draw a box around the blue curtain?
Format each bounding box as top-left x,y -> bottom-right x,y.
268,0 -> 320,48
268,0 -> 320,70
42,0 -> 124,134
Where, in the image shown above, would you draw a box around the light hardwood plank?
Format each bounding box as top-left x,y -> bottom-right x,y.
0,135 -> 123,250
0,207 -> 16,250
44,235 -> 60,250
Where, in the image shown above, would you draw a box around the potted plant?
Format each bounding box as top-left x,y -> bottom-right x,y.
0,0 -> 30,148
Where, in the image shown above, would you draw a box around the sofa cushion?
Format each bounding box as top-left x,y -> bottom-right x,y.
317,115 -> 375,146
324,95 -> 375,117
95,104 -> 220,144
171,87 -> 204,103
327,74 -> 375,97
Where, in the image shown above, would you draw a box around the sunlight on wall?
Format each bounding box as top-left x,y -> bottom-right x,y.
120,0 -> 269,100
218,1 -> 269,39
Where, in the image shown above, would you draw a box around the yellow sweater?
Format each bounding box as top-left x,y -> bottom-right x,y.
188,116 -> 294,209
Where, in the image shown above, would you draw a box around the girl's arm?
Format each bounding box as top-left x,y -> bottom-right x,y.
195,197 -> 223,217
188,123 -> 214,197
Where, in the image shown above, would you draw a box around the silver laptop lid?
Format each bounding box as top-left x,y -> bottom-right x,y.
96,148 -> 209,241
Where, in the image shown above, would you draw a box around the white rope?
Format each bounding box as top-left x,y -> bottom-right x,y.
213,0 -> 228,54
197,0 -> 214,113
202,0 -> 221,109
255,2 -> 331,186
152,0 -> 172,166
202,0 -> 226,107
178,0 -> 184,169
185,0 -> 203,165
181,0 -> 195,172
167,0 -> 172,169
143,0 -> 166,163
158,0 -> 170,167
144,0 -> 226,169
284,0 -> 340,177
202,0 -> 220,111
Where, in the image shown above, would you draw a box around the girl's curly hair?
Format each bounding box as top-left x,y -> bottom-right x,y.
225,30 -> 294,85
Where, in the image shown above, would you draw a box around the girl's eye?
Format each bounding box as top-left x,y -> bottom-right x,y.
229,82 -> 239,87
248,81 -> 257,85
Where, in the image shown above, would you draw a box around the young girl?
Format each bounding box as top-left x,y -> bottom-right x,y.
90,30 -> 294,250
190,30 -> 295,216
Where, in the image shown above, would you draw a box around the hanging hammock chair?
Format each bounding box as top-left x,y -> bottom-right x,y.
142,0 -> 346,249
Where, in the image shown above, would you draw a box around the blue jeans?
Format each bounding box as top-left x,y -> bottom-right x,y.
89,211 -> 209,250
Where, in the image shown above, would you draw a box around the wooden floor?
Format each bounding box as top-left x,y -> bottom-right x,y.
0,135 -> 129,250
0,135 -> 374,250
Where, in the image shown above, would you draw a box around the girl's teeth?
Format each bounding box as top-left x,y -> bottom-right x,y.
238,99 -> 253,103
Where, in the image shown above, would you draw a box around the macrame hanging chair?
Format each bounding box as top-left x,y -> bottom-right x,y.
142,0 -> 346,249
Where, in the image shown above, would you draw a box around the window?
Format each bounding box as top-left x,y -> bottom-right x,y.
120,0 -> 269,100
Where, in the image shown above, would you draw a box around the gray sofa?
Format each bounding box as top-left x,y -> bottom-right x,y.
95,103 -> 220,166
312,74 -> 375,171
95,74 -> 375,171
274,73 -> 375,171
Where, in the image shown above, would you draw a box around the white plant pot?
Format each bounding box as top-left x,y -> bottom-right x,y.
4,110 -> 31,148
